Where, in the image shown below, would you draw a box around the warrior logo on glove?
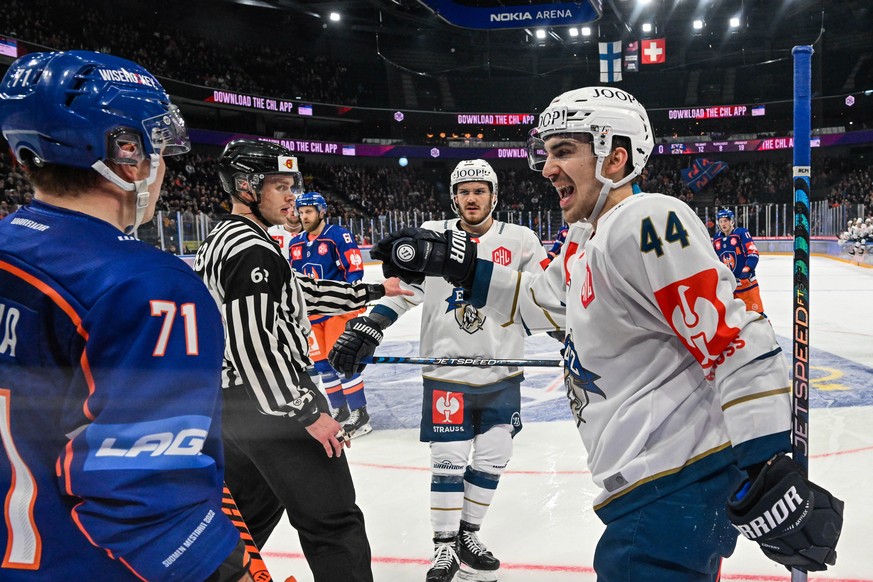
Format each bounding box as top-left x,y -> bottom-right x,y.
395,243 -> 416,263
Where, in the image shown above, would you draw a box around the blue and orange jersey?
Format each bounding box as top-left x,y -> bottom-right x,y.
712,227 -> 760,280
290,224 -> 364,323
547,226 -> 569,261
0,200 -> 239,581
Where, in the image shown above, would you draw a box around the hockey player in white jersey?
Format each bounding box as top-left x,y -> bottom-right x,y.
268,202 -> 303,260
367,88 -> 843,580
330,159 -> 553,582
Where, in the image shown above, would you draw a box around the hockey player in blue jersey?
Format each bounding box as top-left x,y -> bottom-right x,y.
0,51 -> 250,581
290,192 -> 372,438
546,225 -> 569,261
712,208 -> 765,314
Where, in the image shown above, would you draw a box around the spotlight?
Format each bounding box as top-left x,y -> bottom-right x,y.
642,23 -> 652,33
581,26 -> 592,37
329,12 -> 340,22
568,27 -> 579,38
693,19 -> 704,30
398,157 -> 409,167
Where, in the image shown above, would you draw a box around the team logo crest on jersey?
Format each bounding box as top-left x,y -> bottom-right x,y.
714,240 -> 722,250
492,246 -> 512,266
291,246 -> 303,261
562,335 -> 605,427
445,288 -> 485,333
653,268 -> 740,371
563,243 -> 581,287
721,253 -> 737,271
581,262 -> 595,308
318,243 -> 328,255
433,390 -> 464,424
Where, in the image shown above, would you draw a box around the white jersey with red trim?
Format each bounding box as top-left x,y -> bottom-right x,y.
468,193 -> 790,515
374,219 -> 553,390
267,224 -> 299,261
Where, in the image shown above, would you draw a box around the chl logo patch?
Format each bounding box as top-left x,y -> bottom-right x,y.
653,268 -> 740,370
432,390 -> 463,424
492,246 -> 512,266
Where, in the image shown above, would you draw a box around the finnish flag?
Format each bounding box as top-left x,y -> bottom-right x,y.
599,41 -> 622,83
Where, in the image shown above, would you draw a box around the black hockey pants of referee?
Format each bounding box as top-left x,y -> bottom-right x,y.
221,379 -> 373,582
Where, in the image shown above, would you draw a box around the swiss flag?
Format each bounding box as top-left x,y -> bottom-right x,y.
641,38 -> 666,64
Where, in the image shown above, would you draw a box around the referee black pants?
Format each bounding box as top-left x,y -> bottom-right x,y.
221,383 -> 373,582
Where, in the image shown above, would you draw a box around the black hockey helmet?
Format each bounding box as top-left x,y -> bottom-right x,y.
217,139 -> 303,202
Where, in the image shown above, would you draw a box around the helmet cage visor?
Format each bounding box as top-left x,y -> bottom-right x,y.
141,104 -> 190,156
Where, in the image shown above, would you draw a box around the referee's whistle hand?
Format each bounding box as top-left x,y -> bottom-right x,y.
305,413 -> 347,458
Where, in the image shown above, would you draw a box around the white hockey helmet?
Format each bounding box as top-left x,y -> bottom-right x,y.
449,159 -> 498,221
527,87 -> 654,222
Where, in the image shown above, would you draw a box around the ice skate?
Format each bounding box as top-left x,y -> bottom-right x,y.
457,524 -> 498,581
426,538 -> 460,582
342,405 -> 372,439
331,402 -> 350,424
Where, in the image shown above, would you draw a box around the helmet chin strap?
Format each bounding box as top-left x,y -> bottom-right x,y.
585,156 -> 635,225
92,154 -> 160,235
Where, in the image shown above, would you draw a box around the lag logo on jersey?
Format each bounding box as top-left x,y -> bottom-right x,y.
445,288 -> 486,334
653,268 -> 740,370
492,246 -> 512,266
562,335 -> 605,427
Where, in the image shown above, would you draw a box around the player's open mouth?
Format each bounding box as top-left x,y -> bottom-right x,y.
555,184 -> 575,206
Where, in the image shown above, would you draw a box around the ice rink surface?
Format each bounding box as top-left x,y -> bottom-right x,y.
261,254 -> 873,582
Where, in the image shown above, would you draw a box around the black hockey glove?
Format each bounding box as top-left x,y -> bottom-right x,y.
726,453 -> 843,572
328,316 -> 384,379
371,227 -> 477,287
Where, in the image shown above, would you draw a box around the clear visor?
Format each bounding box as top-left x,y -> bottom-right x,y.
526,128 -> 548,172
106,129 -> 147,165
142,105 -> 190,156
240,171 -> 305,196
526,129 -> 592,172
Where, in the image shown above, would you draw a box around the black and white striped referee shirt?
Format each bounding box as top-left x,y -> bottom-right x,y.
194,215 -> 381,424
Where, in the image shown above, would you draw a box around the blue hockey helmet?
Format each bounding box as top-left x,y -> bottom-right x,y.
295,191 -> 327,213
717,209 -> 735,221
0,50 -> 189,170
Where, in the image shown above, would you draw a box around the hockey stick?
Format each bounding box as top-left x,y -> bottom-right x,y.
791,44 -> 813,582
221,484 -> 275,582
364,355 -> 562,367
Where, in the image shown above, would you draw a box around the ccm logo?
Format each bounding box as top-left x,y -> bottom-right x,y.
735,486 -> 807,539
96,429 -> 208,458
